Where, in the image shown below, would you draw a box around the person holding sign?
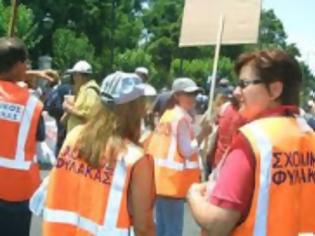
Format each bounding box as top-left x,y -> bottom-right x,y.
187,49 -> 315,236
147,78 -> 211,236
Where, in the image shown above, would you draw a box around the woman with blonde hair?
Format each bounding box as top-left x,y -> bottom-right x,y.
42,72 -> 156,236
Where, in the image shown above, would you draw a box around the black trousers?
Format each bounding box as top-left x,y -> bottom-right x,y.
0,199 -> 31,236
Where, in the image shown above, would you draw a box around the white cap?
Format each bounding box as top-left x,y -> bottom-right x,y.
100,71 -> 155,105
67,60 -> 93,74
308,100 -> 314,107
219,78 -> 229,86
135,67 -> 149,77
172,77 -> 203,93
143,84 -> 157,96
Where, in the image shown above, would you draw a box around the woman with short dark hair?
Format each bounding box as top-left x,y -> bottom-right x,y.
188,49 -> 315,236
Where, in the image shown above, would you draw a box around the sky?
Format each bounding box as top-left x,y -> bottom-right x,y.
263,0 -> 315,74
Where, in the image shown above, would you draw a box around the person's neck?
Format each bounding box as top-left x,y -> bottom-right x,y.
268,100 -> 282,110
176,105 -> 193,121
0,76 -> 14,82
251,102 -> 287,122
76,79 -> 89,87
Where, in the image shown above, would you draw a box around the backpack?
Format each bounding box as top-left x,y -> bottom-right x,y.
44,84 -> 72,120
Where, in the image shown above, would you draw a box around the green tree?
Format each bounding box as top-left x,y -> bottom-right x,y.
148,37 -> 174,71
0,1 -> 41,52
114,48 -> 154,73
259,9 -> 287,49
6,0 -> 312,97
52,28 -> 99,75
171,56 -> 235,88
172,58 -> 209,85
300,62 -> 315,104
0,0 -> 8,36
143,0 -> 184,80
22,0 -> 144,75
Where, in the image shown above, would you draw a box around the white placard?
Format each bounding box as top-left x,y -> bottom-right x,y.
180,0 -> 261,47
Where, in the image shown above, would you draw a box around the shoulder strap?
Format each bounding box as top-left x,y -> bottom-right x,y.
86,83 -> 100,95
123,143 -> 144,166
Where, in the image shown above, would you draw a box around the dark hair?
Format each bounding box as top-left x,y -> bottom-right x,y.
0,37 -> 28,74
235,49 -> 302,106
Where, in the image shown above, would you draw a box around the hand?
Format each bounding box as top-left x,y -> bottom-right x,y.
187,182 -> 208,200
60,113 -> 69,125
200,118 -> 213,136
62,100 -> 74,113
197,118 -> 213,145
26,69 -> 60,83
37,69 -> 60,82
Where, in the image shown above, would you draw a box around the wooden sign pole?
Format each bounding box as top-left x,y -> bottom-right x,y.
207,14 -> 225,119
200,15 -> 225,174
8,0 -> 18,37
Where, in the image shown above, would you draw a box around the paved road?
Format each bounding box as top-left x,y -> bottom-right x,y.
30,171 -> 201,236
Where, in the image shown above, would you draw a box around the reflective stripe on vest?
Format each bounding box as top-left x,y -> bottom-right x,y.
154,119 -> 199,171
155,158 -> 199,171
0,95 -> 38,170
43,157 -> 130,235
249,118 -> 314,236
43,209 -> 128,236
232,116 -> 315,236
247,124 -> 273,236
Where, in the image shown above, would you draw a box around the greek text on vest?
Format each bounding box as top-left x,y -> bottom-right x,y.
272,151 -> 315,185
57,146 -> 113,185
0,101 -> 24,122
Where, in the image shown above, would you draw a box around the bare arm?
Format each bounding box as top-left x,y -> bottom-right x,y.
190,134 -> 255,235
129,155 -> 156,236
25,69 -> 59,82
187,183 -> 241,236
196,114 -> 214,146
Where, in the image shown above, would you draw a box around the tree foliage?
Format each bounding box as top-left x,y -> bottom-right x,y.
0,1 -> 313,101
0,1 -> 41,51
115,48 -> 153,72
52,28 -> 98,73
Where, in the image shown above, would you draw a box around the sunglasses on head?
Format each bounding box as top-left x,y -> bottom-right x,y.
237,79 -> 263,89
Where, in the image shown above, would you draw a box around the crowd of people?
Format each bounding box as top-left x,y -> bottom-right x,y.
1,36 -> 315,236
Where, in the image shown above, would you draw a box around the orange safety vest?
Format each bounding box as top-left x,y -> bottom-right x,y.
0,80 -> 42,201
147,106 -> 200,198
232,116 -> 315,236
43,133 -> 144,236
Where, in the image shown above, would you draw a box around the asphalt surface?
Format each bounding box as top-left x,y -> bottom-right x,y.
30,170 -> 201,236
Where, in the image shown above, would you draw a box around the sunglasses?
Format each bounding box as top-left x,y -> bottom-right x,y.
237,79 -> 264,89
